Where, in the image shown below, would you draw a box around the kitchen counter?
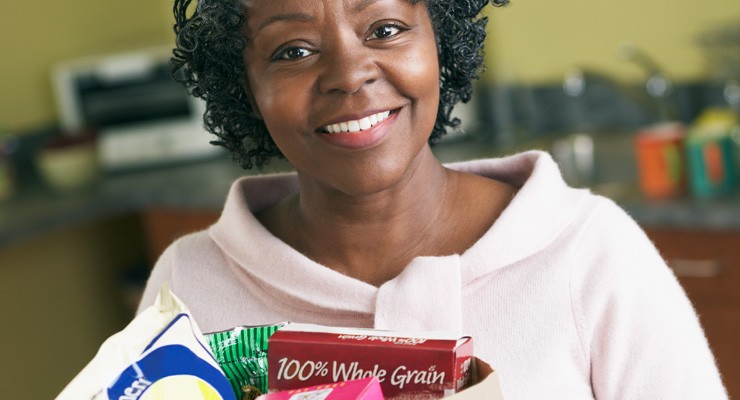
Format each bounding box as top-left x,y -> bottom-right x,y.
0,153 -> 285,247
2,135 -> 740,248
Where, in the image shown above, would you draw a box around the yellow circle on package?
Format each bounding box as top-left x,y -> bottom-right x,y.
141,375 -> 223,400
108,343 -> 235,400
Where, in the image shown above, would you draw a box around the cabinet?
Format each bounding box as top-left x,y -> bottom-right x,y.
644,227 -> 740,398
141,208 -> 221,265
1,216 -> 147,400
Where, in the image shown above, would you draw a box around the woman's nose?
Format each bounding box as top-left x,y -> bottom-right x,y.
318,39 -> 379,95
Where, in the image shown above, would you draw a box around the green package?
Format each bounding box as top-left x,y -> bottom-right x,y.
206,323 -> 286,399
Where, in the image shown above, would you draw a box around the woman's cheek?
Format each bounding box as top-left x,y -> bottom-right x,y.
392,43 -> 440,102
256,76 -> 308,130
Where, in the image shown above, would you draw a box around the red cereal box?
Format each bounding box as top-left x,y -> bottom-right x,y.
257,377 -> 383,400
267,324 -> 473,399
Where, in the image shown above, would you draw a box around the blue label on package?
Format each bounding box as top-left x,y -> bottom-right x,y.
106,313 -> 236,400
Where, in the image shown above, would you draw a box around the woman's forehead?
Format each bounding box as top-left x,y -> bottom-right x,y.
241,0 -> 428,38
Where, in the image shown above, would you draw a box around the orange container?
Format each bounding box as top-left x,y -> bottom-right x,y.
634,122 -> 687,199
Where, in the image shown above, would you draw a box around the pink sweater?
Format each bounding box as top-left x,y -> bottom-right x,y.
138,151 -> 727,399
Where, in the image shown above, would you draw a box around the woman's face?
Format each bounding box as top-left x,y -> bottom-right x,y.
242,0 -> 440,196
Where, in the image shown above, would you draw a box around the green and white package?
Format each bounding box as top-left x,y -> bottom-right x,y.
206,323 -> 286,398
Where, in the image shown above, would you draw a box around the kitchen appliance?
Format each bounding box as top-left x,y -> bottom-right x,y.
52,46 -> 221,172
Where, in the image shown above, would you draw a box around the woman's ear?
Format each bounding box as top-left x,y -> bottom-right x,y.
242,78 -> 263,120
248,96 -> 263,120
240,26 -> 263,120
240,33 -> 263,120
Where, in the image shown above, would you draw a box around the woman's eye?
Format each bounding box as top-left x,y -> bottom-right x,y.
273,47 -> 313,61
368,24 -> 404,40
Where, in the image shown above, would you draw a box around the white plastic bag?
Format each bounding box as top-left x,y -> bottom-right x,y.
56,283 -> 235,400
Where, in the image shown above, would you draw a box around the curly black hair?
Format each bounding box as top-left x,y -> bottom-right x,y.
172,0 -> 509,169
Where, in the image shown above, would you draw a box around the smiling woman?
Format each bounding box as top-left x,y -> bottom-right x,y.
171,0 -> 506,170
135,0 -> 729,398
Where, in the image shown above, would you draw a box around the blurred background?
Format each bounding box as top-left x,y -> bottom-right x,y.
1,0 -> 740,398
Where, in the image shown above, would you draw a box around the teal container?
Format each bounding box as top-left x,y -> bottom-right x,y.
685,131 -> 737,197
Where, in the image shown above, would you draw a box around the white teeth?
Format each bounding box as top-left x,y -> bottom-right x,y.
323,110 -> 392,133
348,121 -> 360,133
359,117 -> 371,130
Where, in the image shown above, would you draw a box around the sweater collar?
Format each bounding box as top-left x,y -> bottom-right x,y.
209,172 -> 378,315
208,151 -> 586,313
446,151 -> 588,282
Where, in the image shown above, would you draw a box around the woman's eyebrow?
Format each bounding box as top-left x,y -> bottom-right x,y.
256,12 -> 315,32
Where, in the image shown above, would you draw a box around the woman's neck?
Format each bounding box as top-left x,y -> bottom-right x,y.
257,148 -> 514,286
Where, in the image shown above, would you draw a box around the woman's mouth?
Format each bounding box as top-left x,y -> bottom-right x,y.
321,110 -> 393,134
315,108 -> 400,150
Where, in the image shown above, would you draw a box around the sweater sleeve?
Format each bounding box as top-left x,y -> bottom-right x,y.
569,197 -> 727,400
135,241 -> 176,315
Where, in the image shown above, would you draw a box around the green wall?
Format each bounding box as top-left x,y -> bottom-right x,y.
485,0 -> 740,84
0,0 -> 173,132
1,1 -> 739,129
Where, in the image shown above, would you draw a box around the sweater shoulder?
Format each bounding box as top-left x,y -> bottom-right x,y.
165,229 -> 226,270
570,192 -> 646,241
136,229 -> 220,312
